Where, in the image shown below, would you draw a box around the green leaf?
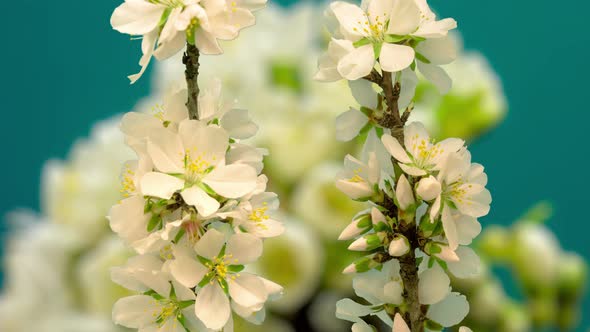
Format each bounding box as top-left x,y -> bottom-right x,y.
353,38 -> 371,48
147,214 -> 162,232
415,52 -> 431,64
158,8 -> 172,29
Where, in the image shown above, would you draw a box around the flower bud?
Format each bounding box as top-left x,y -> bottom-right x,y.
338,214 -> 372,241
348,233 -> 385,251
396,174 -> 415,210
388,235 -> 410,257
425,242 -> 459,262
416,175 -> 441,201
342,255 -> 382,274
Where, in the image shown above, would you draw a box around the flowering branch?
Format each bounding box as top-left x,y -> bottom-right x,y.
316,1 -> 487,332
183,44 -> 201,120
108,1 -> 284,331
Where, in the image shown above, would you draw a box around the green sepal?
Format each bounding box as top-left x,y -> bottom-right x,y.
228,265 -> 245,273
415,52 -> 431,64
186,28 -> 196,45
373,42 -> 383,59
178,300 -> 195,310
359,121 -> 375,136
147,214 -> 162,232
410,60 -> 417,71
410,35 -> 426,42
144,289 -> 164,300
158,8 -> 172,29
359,106 -> 374,117
219,278 -> 230,295
353,255 -> 382,273
177,314 -> 192,332
364,233 -> 385,250
373,221 -> 390,233
384,34 -> 406,43
197,274 -> 213,288
374,126 -> 384,138
353,38 -> 371,48
199,182 -> 217,196
356,215 -> 372,229
144,199 -> 154,214
173,229 -> 186,243
424,319 -> 443,331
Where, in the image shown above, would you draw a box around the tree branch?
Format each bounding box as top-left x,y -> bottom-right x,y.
368,70 -> 423,332
183,43 -> 201,120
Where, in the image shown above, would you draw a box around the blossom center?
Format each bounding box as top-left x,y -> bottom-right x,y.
153,299 -> 181,326
348,168 -> 365,183
183,149 -> 213,184
120,166 -> 136,197
353,14 -> 386,43
205,254 -> 239,284
249,203 -> 270,229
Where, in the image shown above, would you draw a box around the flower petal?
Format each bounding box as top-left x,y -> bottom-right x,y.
111,0 -> 164,35
447,246 -> 481,279
417,62 -> 452,94
113,295 -> 160,328
387,0 -> 421,35
228,273 -> 268,308
337,44 -> 375,80
381,134 -> 412,163
140,172 -> 184,199
194,283 -> 231,330
426,292 -> 469,327
379,43 -> 415,73
181,186 -> 220,217
194,228 -> 225,260
418,264 -> 450,305
226,233 -> 263,264
170,247 -> 208,288
330,1 -> 367,40
203,164 -> 258,198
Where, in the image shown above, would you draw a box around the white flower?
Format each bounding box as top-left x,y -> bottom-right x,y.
140,120 -> 257,217
318,0 -> 456,80
314,38 -> 355,82
381,122 -> 464,176
431,150 -> 491,249
112,287 -> 198,332
224,191 -> 285,238
388,235 -> 410,257
336,152 -> 381,200
418,263 -> 450,305
169,229 -> 276,330
426,292 -> 470,327
396,174 -> 415,210
352,260 -> 403,305
111,0 -> 265,83
416,175 -> 441,201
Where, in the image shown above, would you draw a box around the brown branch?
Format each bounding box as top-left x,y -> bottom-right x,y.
183,43 -> 201,120
364,70 -> 423,332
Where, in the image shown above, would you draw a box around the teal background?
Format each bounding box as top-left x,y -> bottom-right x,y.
1,0 -> 588,330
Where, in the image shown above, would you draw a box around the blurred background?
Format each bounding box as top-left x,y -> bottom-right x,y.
1,0 -> 589,331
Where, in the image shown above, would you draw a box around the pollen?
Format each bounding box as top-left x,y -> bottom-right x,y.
249,203 -> 270,229
120,166 -> 136,197
348,168 -> 365,183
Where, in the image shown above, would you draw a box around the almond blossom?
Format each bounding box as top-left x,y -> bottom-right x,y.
111,0 -> 266,83
316,0 -> 457,81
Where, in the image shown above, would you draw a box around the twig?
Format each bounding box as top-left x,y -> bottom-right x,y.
183,43 -> 201,120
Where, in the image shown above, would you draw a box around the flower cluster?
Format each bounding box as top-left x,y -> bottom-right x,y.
111,0 -> 267,83
333,122 -> 489,330
316,0 -> 457,107
316,0 -> 491,330
109,80 -> 283,331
